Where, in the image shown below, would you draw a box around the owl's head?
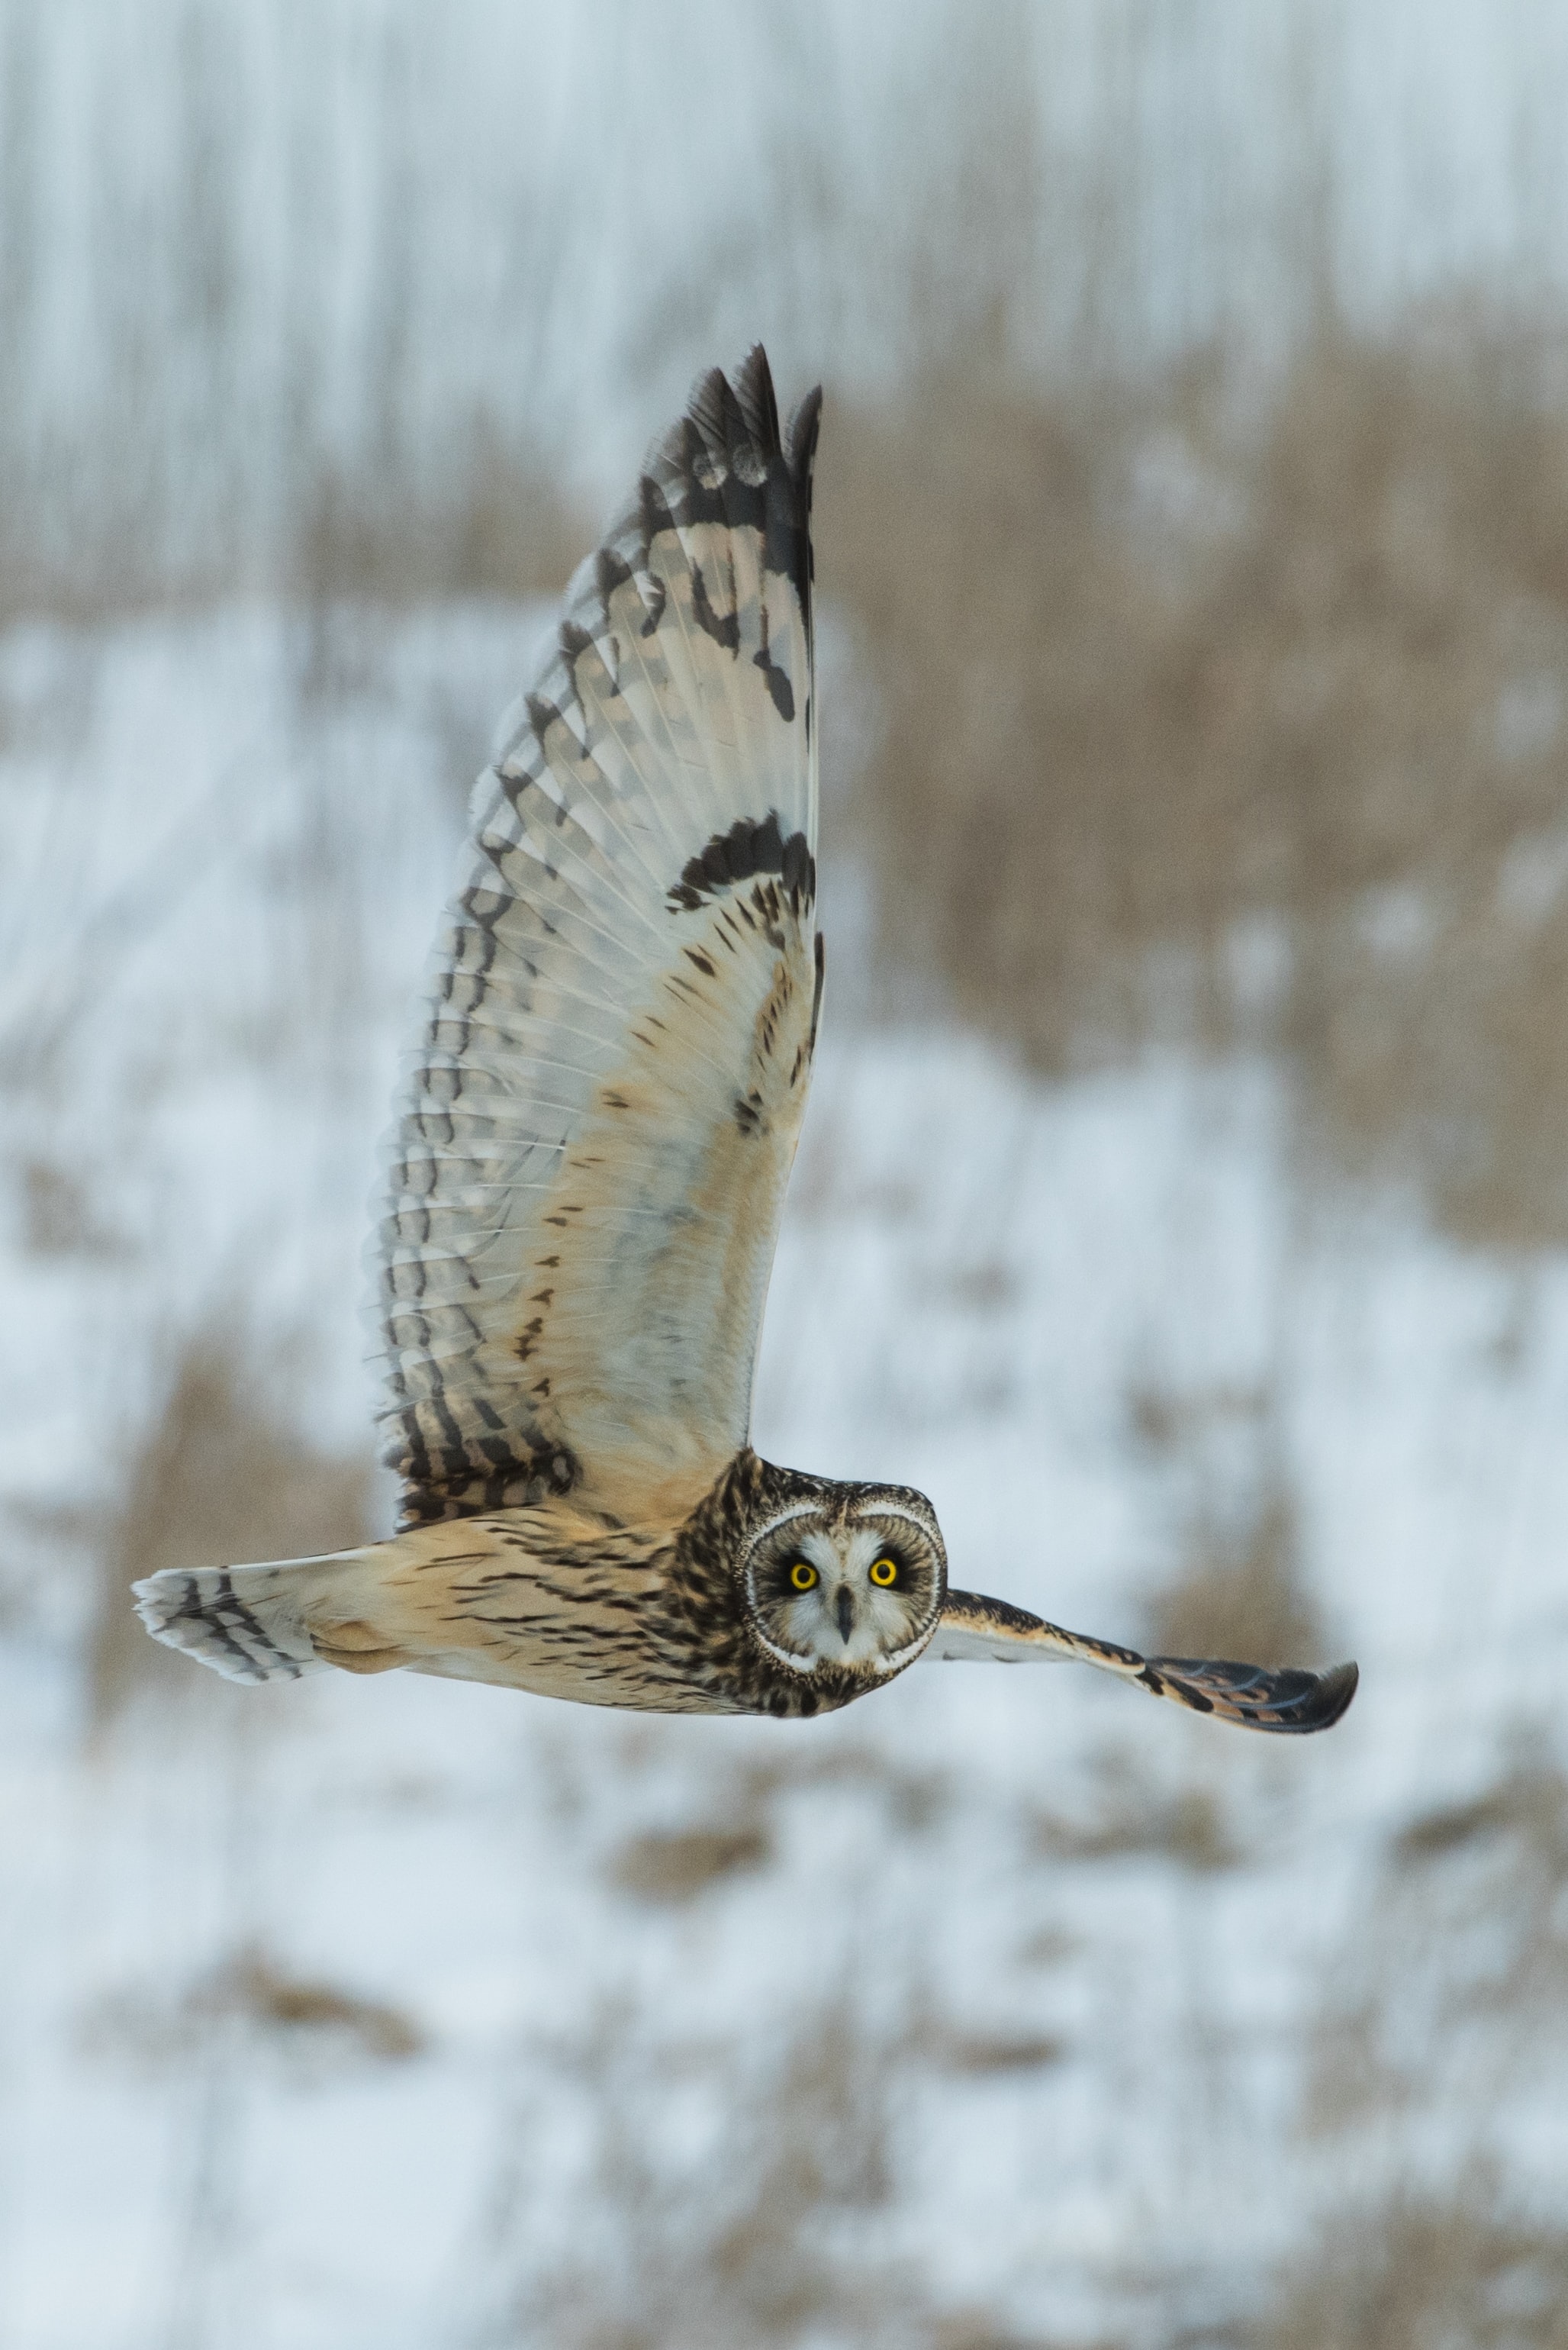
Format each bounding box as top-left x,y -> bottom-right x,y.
739,1479 -> 947,1683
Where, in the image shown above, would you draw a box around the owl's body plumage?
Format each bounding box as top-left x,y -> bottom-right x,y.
140,1451 -> 946,1721
137,351 -> 1356,1741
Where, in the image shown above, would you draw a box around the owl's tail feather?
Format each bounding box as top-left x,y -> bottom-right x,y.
134,1549 -> 380,1685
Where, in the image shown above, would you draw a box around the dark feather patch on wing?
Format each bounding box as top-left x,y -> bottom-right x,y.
1139,1655 -> 1360,1734
668,811 -> 816,914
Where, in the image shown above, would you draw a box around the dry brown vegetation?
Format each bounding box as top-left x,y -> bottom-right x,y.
1128,1375 -> 1327,1669
602,1739 -> 949,1914
85,1945 -> 423,2068
207,1948 -> 423,2061
609,1820 -> 773,1905
1246,2184 -> 1568,2350
1308,1746 -> 1568,2139
291,443 -> 583,611
509,1999 -> 914,2350
0,446 -> 584,630
823,325 -> 1568,1246
1032,1761 -> 1241,1875
502,2002 -> 1096,2350
493,1977 -> 1112,2348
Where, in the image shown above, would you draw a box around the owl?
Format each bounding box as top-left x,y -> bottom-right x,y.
137,350 -> 1357,1736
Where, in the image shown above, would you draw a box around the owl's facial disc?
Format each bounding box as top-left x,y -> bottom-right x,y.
742,1499 -> 945,1676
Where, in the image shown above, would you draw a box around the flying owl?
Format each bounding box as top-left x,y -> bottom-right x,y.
137,350 -> 1357,1736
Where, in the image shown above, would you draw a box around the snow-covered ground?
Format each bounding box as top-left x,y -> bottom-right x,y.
3,605 -> 1566,2348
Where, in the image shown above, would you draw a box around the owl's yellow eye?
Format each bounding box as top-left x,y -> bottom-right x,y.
789,1561 -> 818,1591
869,1556 -> 899,1587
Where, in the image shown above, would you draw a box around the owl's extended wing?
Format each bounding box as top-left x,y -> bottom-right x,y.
377,350 -> 823,1528
928,1590 -> 1357,1735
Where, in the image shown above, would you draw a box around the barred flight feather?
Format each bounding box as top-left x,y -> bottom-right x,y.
375,348 -> 823,1530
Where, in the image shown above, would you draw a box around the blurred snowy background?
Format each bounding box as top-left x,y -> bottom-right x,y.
6,4 -> 1568,2345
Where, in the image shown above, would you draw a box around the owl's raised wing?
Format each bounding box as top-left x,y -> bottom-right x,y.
377,350 -> 823,1528
929,1590 -> 1357,1735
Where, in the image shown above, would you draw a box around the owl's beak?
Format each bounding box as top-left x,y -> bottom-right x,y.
836,1586 -> 855,1645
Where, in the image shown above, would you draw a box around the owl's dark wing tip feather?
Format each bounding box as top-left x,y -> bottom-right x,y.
732,343 -> 781,452
1145,1654 -> 1359,1734
785,383 -> 823,501
727,345 -> 821,488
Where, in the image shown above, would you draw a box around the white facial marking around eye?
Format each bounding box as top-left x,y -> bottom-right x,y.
746,1508 -> 939,1676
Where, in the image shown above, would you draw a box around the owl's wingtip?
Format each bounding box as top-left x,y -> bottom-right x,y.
1307,1659 -> 1360,1729
1153,1652 -> 1360,1734
786,383 -> 823,503
731,343 -> 781,451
